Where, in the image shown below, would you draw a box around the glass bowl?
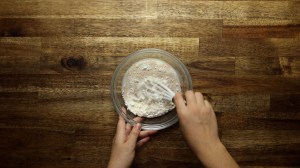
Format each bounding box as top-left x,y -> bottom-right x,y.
110,48 -> 192,130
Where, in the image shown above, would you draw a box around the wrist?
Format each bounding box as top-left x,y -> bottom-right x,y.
195,140 -> 239,168
195,139 -> 224,160
107,160 -> 117,168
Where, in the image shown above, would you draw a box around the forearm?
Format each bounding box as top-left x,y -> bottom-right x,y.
195,141 -> 239,168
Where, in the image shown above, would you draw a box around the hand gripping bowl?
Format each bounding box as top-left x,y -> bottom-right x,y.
110,48 -> 192,130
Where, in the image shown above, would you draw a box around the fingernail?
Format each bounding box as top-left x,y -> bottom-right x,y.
135,123 -> 141,130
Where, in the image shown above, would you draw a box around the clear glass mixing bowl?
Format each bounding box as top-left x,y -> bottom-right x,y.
110,48 -> 192,130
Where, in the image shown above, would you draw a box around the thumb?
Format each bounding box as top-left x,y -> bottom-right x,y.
127,123 -> 142,147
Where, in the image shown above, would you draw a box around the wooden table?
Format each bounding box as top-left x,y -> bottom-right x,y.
0,1 -> 299,167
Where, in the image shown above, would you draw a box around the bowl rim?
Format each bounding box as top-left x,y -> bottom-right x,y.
110,48 -> 192,130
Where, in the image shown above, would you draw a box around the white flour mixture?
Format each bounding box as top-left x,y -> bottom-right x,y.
122,58 -> 181,118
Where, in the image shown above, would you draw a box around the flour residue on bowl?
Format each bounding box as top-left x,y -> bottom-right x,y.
122,58 -> 181,118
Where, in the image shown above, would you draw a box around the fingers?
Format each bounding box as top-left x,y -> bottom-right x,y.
121,106 -> 127,113
126,117 -> 144,136
115,115 -> 126,142
204,100 -> 212,109
185,90 -> 196,105
195,92 -> 205,106
204,100 -> 217,121
174,92 -> 186,107
125,123 -> 132,136
136,136 -> 150,148
139,130 -> 157,139
127,123 -> 142,147
174,92 -> 187,116
121,107 -> 132,136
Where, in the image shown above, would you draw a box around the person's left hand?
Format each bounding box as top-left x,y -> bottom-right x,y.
108,111 -> 157,168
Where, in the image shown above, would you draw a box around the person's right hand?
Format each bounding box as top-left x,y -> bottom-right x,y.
174,91 -> 220,156
174,91 -> 239,168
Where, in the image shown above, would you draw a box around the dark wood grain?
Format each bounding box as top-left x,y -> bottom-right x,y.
158,1 -> 300,19
199,38 -> 300,57
235,57 -> 300,76
0,38 -> 41,74
0,19 -> 74,37
0,0 -> 300,168
74,19 -> 222,37
0,0 -> 157,19
223,20 -> 300,38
